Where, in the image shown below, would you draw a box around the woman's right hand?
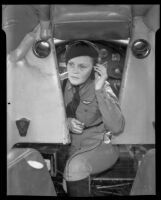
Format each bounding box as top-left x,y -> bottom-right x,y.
67,118 -> 84,134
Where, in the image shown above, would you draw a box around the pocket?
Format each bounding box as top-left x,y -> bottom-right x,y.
76,99 -> 101,127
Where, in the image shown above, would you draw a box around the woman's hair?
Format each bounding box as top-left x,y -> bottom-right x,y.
65,40 -> 99,64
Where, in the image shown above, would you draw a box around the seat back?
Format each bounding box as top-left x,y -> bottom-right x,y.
7,147 -> 56,195
51,5 -> 132,40
130,149 -> 155,195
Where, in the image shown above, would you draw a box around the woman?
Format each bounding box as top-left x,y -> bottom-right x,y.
61,40 -> 125,196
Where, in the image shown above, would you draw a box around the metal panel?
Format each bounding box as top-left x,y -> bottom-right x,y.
112,17 -> 155,144
2,5 -> 39,53
7,25 -> 70,151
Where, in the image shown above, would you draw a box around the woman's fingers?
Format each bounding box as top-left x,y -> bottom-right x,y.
94,63 -> 108,79
94,71 -> 100,80
71,118 -> 84,134
72,124 -> 83,134
73,119 -> 84,128
73,118 -> 81,124
74,119 -> 84,126
72,122 -> 83,130
67,118 -> 84,134
94,67 -> 102,73
94,63 -> 108,90
95,66 -> 106,73
96,61 -> 108,67
72,128 -> 83,134
94,68 -> 105,77
95,62 -> 108,72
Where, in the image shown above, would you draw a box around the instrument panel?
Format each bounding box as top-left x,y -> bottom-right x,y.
55,41 -> 127,97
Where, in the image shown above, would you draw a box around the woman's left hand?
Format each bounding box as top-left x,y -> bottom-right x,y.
94,62 -> 108,91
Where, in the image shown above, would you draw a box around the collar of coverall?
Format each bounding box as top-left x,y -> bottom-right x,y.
66,77 -> 96,101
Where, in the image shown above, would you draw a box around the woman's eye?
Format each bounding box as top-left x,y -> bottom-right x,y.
79,65 -> 88,69
68,62 -> 74,68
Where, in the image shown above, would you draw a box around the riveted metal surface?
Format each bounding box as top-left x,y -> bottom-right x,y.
112,17 -> 155,144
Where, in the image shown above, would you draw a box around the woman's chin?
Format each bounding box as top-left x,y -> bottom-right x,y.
69,78 -> 82,86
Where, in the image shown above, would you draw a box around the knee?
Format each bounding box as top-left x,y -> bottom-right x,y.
64,156 -> 92,181
104,144 -> 119,162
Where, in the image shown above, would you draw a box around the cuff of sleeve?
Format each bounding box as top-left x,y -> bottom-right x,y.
95,87 -> 104,95
95,86 -> 111,100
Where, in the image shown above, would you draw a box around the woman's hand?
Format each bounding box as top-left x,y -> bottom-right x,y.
94,62 -> 108,91
67,118 -> 84,134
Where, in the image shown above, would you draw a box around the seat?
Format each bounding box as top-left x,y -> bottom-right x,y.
7,147 -> 56,196
90,145 -> 136,196
90,144 -> 155,196
130,148 -> 156,195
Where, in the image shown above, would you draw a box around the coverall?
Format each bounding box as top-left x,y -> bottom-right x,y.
63,78 -> 125,182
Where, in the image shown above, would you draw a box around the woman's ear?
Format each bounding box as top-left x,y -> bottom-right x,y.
90,58 -> 97,80
90,68 -> 95,80
93,57 -> 97,66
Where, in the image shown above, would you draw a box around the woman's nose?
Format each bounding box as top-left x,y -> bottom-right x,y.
72,65 -> 79,74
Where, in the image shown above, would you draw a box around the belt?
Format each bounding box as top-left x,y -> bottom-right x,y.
84,121 -> 103,130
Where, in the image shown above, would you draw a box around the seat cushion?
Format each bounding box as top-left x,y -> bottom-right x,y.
7,148 -> 56,196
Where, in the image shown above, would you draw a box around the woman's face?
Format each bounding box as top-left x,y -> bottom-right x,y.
67,56 -> 93,85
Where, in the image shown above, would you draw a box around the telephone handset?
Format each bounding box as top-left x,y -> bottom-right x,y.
90,57 -> 98,80
90,56 -> 107,80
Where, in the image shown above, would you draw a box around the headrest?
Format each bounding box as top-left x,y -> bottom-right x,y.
51,5 -> 132,40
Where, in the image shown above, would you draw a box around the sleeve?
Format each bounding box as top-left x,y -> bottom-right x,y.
95,81 -> 125,135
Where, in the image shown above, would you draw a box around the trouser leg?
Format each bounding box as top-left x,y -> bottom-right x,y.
66,177 -> 91,197
64,153 -> 92,196
63,142 -> 119,196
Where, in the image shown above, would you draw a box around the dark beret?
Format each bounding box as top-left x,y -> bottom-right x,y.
65,40 -> 99,64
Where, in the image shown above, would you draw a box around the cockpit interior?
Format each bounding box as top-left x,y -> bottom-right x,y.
3,4 -> 159,196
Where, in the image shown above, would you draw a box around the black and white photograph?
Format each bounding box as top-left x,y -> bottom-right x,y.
2,4 -> 159,197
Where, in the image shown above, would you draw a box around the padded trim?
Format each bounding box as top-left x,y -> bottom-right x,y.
7,148 -> 44,168
51,5 -> 132,40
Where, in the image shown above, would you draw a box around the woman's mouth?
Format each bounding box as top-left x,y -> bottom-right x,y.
70,76 -> 79,80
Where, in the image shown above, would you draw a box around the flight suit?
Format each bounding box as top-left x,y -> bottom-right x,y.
63,78 -> 125,182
